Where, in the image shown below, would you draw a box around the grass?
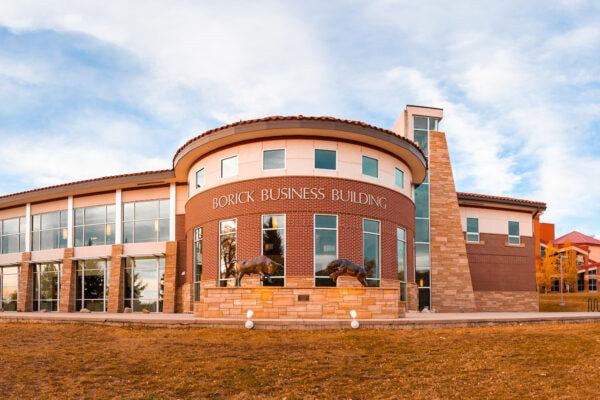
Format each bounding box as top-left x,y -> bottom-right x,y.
1,322 -> 600,399
539,292 -> 600,312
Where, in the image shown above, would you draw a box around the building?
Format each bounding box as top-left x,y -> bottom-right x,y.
550,231 -> 600,293
0,105 -> 546,318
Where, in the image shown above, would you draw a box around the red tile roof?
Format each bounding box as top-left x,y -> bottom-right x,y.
173,115 -> 426,163
553,231 -> 600,246
456,192 -> 546,209
0,169 -> 174,201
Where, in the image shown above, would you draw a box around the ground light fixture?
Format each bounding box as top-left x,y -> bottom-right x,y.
245,309 -> 254,329
350,309 -> 359,329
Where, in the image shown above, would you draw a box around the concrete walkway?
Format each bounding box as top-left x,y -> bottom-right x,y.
1,310 -> 600,330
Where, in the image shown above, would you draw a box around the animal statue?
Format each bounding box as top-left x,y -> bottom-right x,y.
324,258 -> 369,287
234,256 -> 282,286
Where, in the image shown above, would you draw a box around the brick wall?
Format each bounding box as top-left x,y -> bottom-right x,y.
185,176 -> 415,287
474,290 -> 539,312
429,132 -> 477,312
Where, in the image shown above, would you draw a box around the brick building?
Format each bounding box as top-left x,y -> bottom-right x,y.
0,105 -> 545,318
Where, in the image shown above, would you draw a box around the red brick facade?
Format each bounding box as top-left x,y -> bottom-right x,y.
184,176 -> 415,287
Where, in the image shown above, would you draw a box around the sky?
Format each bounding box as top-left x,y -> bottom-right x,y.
0,0 -> 598,237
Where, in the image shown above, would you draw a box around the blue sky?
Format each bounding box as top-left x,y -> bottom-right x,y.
0,1 -> 598,237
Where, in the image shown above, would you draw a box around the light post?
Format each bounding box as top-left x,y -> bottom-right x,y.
550,253 -> 566,306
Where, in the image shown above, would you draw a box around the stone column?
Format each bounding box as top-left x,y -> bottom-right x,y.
407,282 -> 419,311
59,248 -> 75,312
107,244 -> 124,313
429,131 -> 477,312
17,252 -> 33,312
162,241 -> 178,313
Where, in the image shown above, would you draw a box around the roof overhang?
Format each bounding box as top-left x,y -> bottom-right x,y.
457,192 -> 547,216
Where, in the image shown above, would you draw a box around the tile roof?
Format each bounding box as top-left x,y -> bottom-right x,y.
553,231 -> 600,246
0,169 -> 174,201
456,192 -> 547,209
173,115 -> 426,163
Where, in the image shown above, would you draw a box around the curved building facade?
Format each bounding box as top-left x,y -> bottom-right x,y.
0,106 -> 546,318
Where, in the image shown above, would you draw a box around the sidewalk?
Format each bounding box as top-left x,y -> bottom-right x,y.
2,310 -> 600,330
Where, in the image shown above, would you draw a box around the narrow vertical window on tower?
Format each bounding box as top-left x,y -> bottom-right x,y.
413,115 -> 440,311
218,219 -> 237,286
193,227 -> 203,301
314,214 -> 338,286
397,227 -> 407,301
363,219 -> 380,287
508,221 -> 520,244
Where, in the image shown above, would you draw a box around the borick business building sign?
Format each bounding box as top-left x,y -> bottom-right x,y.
211,186 -> 388,210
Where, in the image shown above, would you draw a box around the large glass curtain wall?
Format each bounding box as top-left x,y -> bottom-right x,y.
0,266 -> 19,311
413,116 -> 439,310
76,259 -> 110,311
32,262 -> 62,311
124,257 -> 165,312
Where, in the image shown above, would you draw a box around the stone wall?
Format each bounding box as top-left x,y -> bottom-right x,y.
429,131 -> 477,312
195,284 -> 402,319
474,290 -> 539,312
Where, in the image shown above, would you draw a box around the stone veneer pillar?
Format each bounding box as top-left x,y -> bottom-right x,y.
162,241 -> 177,313
407,282 -> 419,311
17,252 -> 33,312
429,131 -> 477,312
107,244 -> 124,313
59,248 -> 76,312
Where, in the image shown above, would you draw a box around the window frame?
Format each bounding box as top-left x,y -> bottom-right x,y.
31,210 -> 68,251
314,214 -> 338,286
397,227 -> 407,301
220,155 -> 239,179
195,168 -> 205,189
0,217 -> 26,254
193,227 -> 203,301
395,168 -> 405,188
123,256 -> 165,313
361,155 -> 379,178
314,149 -> 337,171
75,259 -> 110,312
32,262 -> 62,312
362,218 -> 381,287
218,218 -> 238,286
508,221 -> 520,245
466,217 -> 480,243
262,148 -> 286,171
0,265 -> 19,311
74,204 -> 116,248
122,199 -> 170,244
261,214 -> 286,286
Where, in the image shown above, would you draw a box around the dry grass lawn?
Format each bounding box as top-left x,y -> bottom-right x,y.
539,292 -> 600,312
1,322 -> 599,399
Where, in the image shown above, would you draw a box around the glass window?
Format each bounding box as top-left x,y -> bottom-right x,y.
415,218 -> 430,243
395,168 -> 404,188
363,219 -> 380,287
362,156 -> 379,178
193,227 -> 203,301
314,149 -> 336,170
124,257 -> 164,312
122,200 -> 170,243
414,116 -> 428,130
219,219 -> 237,286
578,274 -> 585,291
263,149 -> 285,170
221,156 -> 238,178
1,217 -> 26,254
0,266 -> 19,311
590,279 -> 597,291
262,215 -> 285,286
32,262 -> 61,311
32,211 -> 68,251
196,168 -> 205,189
508,221 -> 520,244
466,217 -> 479,243
314,214 -> 337,286
414,184 -> 429,218
76,259 -> 109,312
74,205 -> 115,247
397,228 -> 407,301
